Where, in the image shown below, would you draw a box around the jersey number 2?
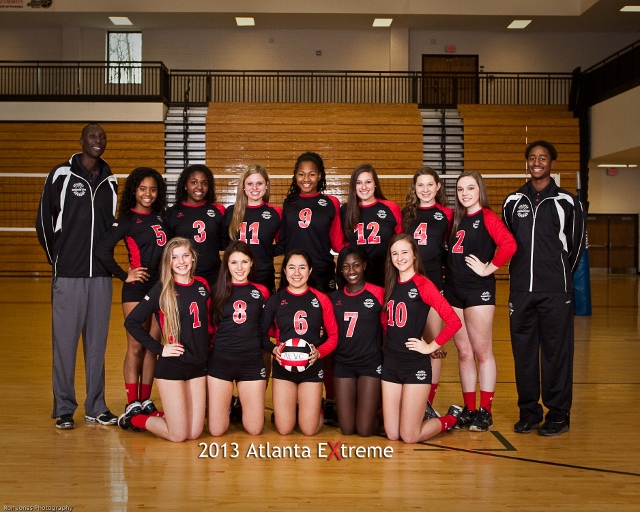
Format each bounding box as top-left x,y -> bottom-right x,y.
452,230 -> 465,254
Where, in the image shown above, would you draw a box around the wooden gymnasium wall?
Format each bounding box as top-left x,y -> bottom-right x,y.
205,103 -> 424,207
0,122 -> 165,276
457,104 -> 580,209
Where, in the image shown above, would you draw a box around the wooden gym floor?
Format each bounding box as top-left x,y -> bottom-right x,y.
0,275 -> 638,511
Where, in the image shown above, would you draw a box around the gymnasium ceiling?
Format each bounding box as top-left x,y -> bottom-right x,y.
0,0 -> 638,32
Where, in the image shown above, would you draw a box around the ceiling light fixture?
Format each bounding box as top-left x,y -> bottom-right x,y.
373,18 -> 393,27
596,164 -> 638,168
508,20 -> 532,29
109,17 -> 133,26
620,6 -> 640,12
236,17 -> 255,26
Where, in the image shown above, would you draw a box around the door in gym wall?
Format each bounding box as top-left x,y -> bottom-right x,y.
422,55 -> 479,107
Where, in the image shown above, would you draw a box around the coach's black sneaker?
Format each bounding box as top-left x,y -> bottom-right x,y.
453,406 -> 476,429
538,413 -> 569,437
442,405 -> 463,431
230,396 -> 243,423
513,418 -> 541,434
322,398 -> 338,425
140,399 -> 158,416
424,401 -> 441,420
469,407 -> 493,432
55,414 -> 75,430
85,410 -> 118,425
118,402 -> 143,431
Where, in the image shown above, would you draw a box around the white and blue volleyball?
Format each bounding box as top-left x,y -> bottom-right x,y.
280,338 -> 312,372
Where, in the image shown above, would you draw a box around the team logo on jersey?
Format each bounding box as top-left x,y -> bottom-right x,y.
262,211 -> 272,220
311,298 -> 320,308
508,302 -> 514,316
207,209 -> 216,217
157,216 -> 163,222
433,212 -> 444,221
318,198 -> 328,207
376,365 -> 382,374
377,209 -> 387,219
280,299 -> 288,306
318,370 -> 324,379
251,289 -> 261,299
481,291 -> 492,302
416,370 -> 427,381
260,367 -> 266,378
517,204 -> 530,218
199,286 -> 207,297
72,182 -> 86,197
364,298 -> 374,308
177,212 -> 184,218
335,300 -> 342,306
112,222 -> 118,227
144,295 -> 150,301
473,220 -> 481,229
408,288 -> 418,299
136,218 -> 143,224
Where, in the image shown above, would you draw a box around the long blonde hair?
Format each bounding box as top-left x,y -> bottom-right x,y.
158,237 -> 197,344
229,164 -> 270,240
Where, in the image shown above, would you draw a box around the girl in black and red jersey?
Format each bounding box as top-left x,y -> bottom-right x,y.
444,170 -> 517,432
402,167 -> 453,417
96,167 -> 169,416
165,165 -> 226,290
331,246 -> 384,437
341,164 -> 402,287
382,233 -> 462,444
120,237 -> 211,442
276,152 -> 347,293
260,250 -> 338,436
222,164 -> 282,293
207,241 -> 271,437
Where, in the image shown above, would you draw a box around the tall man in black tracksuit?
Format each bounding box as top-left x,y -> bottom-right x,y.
502,141 -> 585,437
36,123 -> 119,430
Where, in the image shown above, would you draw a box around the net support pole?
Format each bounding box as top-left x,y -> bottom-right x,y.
574,172 -> 592,316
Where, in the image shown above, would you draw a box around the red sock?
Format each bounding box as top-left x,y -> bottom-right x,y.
428,383 -> 439,405
131,414 -> 150,430
463,391 -> 477,411
125,383 -> 139,404
323,367 -> 335,400
140,383 -> 153,401
480,390 -> 495,412
438,415 -> 457,432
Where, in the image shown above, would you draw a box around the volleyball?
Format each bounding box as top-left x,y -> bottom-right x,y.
279,338 -> 312,372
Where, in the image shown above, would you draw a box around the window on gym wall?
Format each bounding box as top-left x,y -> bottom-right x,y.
107,32 -> 142,84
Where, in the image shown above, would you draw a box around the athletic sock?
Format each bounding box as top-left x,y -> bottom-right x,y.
428,383 -> 439,405
125,383 -> 139,404
480,390 -> 495,412
140,383 -> 153,402
131,414 -> 150,430
463,391 -> 477,411
438,415 -> 457,432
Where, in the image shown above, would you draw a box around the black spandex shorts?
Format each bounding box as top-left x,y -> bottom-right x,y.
444,282 -> 496,308
334,359 -> 382,379
272,357 -> 325,384
121,279 -> 157,303
155,357 -> 207,381
207,353 -> 266,382
381,352 -> 432,385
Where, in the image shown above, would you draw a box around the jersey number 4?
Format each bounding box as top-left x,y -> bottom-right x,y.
414,223 -> 428,245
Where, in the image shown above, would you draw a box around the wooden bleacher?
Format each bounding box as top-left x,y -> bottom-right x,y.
457,104 -> 580,208
205,103 -> 424,206
0,122 -> 165,276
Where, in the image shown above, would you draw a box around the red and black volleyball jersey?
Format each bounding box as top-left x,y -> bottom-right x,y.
221,203 -> 282,282
260,286 -> 338,358
96,209 -> 170,283
385,273 -> 461,359
331,282 -> 385,366
445,208 -> 517,289
211,282 -> 270,360
165,201 -> 226,280
277,193 -> 348,273
341,200 -> 403,285
404,204 -> 453,277
124,277 -> 212,367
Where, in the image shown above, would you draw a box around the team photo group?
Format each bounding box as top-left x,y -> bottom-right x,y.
36,122 -> 585,445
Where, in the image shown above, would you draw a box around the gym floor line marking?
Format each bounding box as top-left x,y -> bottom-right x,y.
414,430 -> 516,452
415,440 -> 640,477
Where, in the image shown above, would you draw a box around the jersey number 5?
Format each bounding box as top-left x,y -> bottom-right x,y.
152,225 -> 167,247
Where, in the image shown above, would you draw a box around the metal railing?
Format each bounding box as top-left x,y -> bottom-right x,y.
0,61 -> 170,102
0,61 -> 572,106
